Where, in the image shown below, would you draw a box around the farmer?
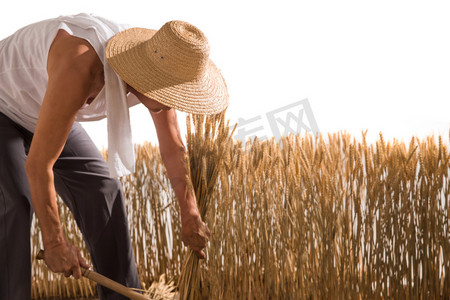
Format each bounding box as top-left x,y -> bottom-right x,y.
0,13 -> 228,299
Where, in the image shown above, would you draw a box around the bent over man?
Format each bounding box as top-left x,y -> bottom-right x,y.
0,13 -> 228,299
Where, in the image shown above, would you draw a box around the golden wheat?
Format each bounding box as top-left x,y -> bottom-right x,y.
30,130 -> 450,299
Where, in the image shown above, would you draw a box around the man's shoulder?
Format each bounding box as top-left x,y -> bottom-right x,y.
48,29 -> 103,78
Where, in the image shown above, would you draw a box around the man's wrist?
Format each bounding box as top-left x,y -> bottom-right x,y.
42,226 -> 65,249
180,197 -> 200,220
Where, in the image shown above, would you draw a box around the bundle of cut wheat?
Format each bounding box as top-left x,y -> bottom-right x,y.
178,111 -> 235,300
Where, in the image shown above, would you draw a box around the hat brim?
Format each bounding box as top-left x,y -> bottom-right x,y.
106,27 -> 228,115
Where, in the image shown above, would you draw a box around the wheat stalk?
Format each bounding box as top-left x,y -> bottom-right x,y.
178,111 -> 235,300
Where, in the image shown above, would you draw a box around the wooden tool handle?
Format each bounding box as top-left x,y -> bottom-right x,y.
36,250 -> 148,300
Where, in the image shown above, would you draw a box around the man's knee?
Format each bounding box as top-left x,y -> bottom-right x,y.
55,174 -> 125,243
103,177 -> 123,195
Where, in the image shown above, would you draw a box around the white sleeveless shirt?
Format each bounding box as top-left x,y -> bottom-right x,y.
0,13 -> 139,177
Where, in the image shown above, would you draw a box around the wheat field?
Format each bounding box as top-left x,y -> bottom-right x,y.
31,120 -> 450,299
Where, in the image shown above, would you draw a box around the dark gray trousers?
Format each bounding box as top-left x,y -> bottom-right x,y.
0,112 -> 141,299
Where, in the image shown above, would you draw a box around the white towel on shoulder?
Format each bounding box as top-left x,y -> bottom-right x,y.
58,13 -> 135,177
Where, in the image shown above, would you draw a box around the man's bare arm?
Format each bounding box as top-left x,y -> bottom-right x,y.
149,108 -> 210,258
25,30 -> 102,278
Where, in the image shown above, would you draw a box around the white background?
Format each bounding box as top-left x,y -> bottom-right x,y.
1,0 -> 449,148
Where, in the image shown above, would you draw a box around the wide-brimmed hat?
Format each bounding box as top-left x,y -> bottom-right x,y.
106,20 -> 228,114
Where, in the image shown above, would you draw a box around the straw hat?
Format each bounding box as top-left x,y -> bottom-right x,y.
106,20 -> 228,114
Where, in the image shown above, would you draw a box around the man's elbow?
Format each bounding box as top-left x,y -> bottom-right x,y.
24,156 -> 52,179
159,145 -> 186,162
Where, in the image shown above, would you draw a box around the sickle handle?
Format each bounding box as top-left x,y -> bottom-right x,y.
36,250 -> 148,300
